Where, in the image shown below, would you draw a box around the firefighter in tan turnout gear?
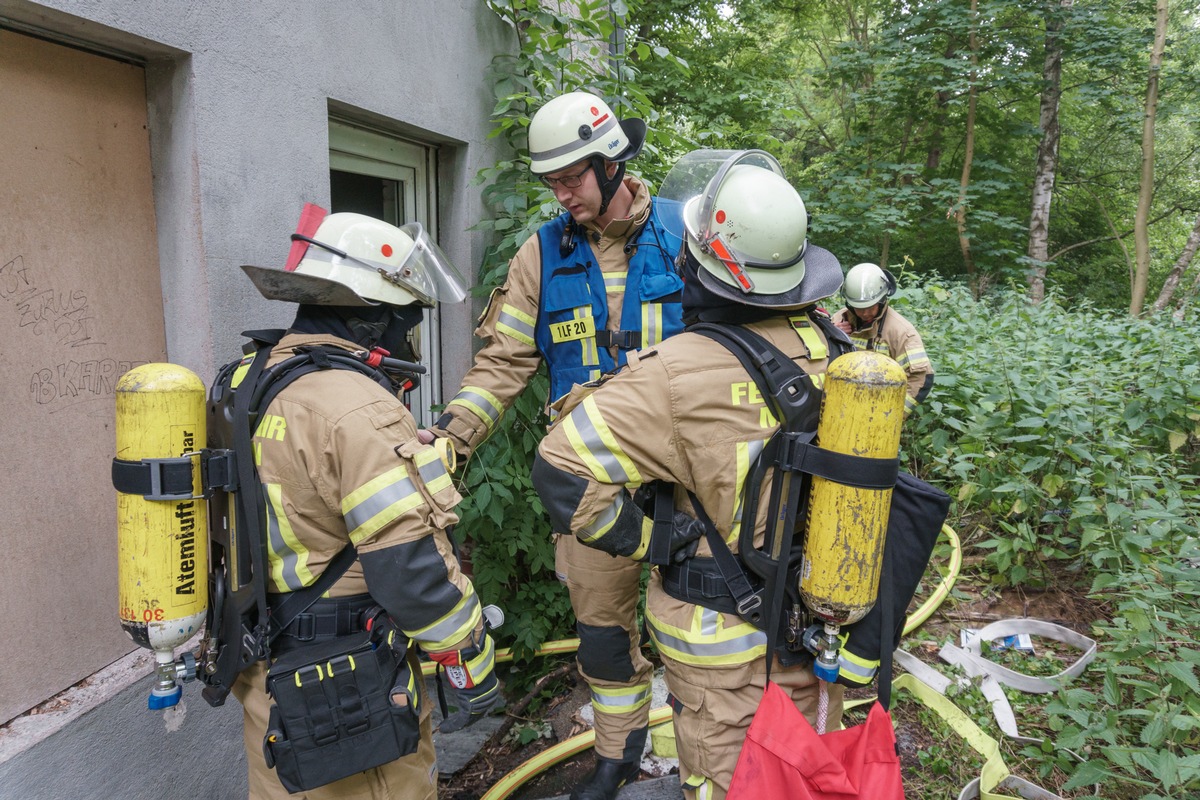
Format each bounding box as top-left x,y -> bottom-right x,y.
833,262 -> 933,415
424,90 -> 685,800
234,209 -> 501,799
531,151 -> 850,800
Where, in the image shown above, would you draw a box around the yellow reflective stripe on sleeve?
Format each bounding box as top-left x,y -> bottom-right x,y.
579,493 -> 623,544
896,348 -> 930,371
496,304 -> 536,347
413,446 -> 452,494
561,396 -> 642,486
264,482 -> 315,591
341,465 -> 425,545
811,373 -> 825,390
405,586 -> 483,652
447,385 -> 504,432
591,682 -> 652,715
905,392 -> 919,414
603,270 -> 627,294
646,605 -> 767,667
628,514 -> 653,561
465,632 -> 496,681
641,302 -> 664,348
788,316 -> 828,360
838,647 -> 879,685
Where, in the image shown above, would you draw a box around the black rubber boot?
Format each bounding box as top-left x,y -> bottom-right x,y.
569,757 -> 641,800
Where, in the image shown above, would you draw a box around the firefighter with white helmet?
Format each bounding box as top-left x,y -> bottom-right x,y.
833,262 -> 934,415
424,89 -> 685,800
230,207 -> 501,798
532,150 -> 853,800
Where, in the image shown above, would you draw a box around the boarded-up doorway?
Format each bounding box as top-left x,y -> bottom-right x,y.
0,30 -> 167,723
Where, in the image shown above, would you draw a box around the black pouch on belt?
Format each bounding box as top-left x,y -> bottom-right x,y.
262,628 -> 421,794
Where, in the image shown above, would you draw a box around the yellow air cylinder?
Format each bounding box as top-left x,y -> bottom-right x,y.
800,350 -> 906,626
116,364 -> 208,667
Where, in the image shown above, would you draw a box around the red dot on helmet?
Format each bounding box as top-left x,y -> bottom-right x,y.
590,106 -> 599,116
715,210 -> 727,224
381,244 -> 394,257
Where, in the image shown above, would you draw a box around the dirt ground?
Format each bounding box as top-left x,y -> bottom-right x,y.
441,582 -> 1107,800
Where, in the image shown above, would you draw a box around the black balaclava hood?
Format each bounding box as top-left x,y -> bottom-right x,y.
679,248 -> 788,326
289,304 -> 426,389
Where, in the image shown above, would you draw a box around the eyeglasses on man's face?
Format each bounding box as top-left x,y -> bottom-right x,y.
540,164 -> 592,190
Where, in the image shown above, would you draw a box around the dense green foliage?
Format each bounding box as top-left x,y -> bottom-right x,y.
461,1 -> 1200,796
899,280 -> 1200,797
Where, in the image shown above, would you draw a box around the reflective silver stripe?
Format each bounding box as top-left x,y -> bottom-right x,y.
265,485 -> 305,591
343,474 -> 419,533
839,653 -> 877,683
452,389 -> 502,423
570,405 -> 634,484
699,607 -> 719,638
409,591 -> 481,649
529,117 -> 618,162
649,622 -> 767,660
417,453 -> 449,487
579,494 -> 622,544
591,684 -> 652,712
497,308 -> 536,343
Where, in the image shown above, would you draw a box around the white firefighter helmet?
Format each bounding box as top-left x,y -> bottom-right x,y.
528,91 -> 646,175
662,149 -> 843,309
843,263 -> 897,309
242,211 -> 467,308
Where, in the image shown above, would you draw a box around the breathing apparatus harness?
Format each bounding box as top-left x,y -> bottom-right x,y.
655,314 -> 947,699
198,329 -> 425,706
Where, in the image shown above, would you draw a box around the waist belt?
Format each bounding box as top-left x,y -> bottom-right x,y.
595,329 -> 641,350
660,556 -> 746,617
270,593 -> 376,652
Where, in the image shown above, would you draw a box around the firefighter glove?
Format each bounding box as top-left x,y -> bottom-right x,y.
650,511 -> 705,566
430,634 -> 503,733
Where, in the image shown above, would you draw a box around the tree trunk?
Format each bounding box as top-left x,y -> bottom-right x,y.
1151,211 -> 1200,313
1174,266 -> 1200,322
1026,0 -> 1071,305
1130,0 -> 1168,316
955,0 -> 980,296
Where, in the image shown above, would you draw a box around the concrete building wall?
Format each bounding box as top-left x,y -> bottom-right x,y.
0,0 -> 513,791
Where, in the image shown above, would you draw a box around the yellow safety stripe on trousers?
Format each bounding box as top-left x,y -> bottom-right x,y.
788,316 -> 828,360
405,584 -> 483,652
728,439 -> 766,547
562,396 -> 642,486
496,304 -> 536,347
641,302 -> 664,348
576,307 -> 600,367
412,445 -> 452,494
590,682 -> 652,715
646,605 -> 767,667
838,647 -> 879,686
263,482 -> 316,592
682,773 -> 715,800
341,464 -> 426,545
603,269 -> 627,294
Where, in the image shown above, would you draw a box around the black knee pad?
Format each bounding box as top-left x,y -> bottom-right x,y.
576,622 -> 635,682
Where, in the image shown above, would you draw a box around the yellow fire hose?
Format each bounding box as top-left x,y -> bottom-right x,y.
468,523 -> 963,800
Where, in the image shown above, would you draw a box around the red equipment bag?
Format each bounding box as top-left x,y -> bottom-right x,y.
726,682 -> 905,800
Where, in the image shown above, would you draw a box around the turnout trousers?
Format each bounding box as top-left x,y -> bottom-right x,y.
555,533 -> 653,762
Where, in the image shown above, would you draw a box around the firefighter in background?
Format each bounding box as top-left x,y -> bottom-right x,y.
832,262 -> 933,416
237,211 -> 501,799
423,90 -> 684,800
531,152 -> 847,800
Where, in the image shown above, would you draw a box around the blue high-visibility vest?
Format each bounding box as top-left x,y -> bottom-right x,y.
535,198 -> 685,404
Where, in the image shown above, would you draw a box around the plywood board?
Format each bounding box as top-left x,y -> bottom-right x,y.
0,30 -> 167,722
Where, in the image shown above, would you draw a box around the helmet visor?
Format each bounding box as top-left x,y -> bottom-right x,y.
297,222 -> 467,307
659,150 -> 785,240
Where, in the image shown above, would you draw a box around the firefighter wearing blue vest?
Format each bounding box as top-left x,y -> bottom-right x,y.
425,90 -> 685,800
